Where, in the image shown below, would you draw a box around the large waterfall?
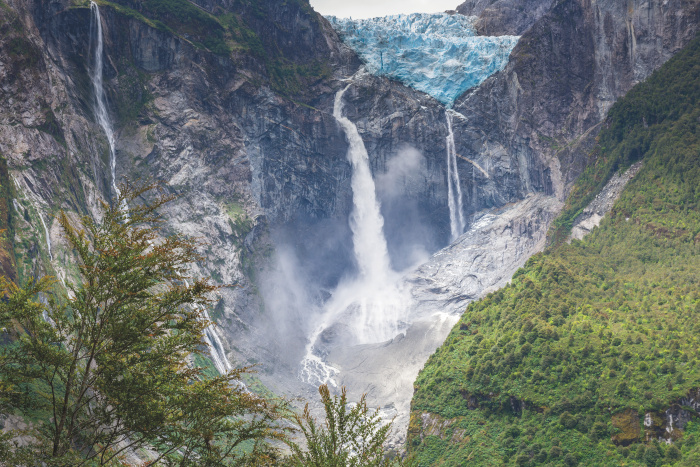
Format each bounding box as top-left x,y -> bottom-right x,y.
89,2 -> 120,200
334,84 -> 393,291
446,111 -> 465,241
300,82 -> 408,386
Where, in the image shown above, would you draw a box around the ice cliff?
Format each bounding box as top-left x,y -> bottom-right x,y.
327,13 -> 519,107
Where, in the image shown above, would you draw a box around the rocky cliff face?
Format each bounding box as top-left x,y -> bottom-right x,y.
452,0 -> 700,202
1,0 -> 456,382
457,0 -> 554,35
1,0 -> 699,452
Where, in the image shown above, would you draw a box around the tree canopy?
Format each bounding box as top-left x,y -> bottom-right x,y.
0,183 -> 289,465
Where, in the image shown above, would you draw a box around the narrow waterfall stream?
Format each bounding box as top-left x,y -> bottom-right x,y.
89,2 -> 120,200
39,212 -> 53,261
13,174 -> 54,264
446,111 -> 465,241
201,310 -> 233,375
89,4 -> 234,378
183,279 -> 235,376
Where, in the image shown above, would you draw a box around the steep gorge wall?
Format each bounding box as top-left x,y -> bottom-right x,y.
1,0 -> 461,374
451,0 -> 700,206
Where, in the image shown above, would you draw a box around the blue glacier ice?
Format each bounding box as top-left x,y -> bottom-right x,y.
327,13 -> 520,107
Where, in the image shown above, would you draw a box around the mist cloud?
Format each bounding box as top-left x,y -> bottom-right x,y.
376,145 -> 437,271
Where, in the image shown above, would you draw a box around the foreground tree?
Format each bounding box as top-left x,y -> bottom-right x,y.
287,384 -> 402,467
0,183 -> 289,465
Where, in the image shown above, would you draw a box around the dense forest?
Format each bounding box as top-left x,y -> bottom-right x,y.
408,33 -> 700,466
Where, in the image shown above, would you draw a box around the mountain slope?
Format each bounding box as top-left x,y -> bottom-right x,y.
408,33 -> 700,466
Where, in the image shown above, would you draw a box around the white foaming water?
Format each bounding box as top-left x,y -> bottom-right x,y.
335,84 -> 392,289
331,84 -> 408,343
446,111 -> 465,241
182,279 -> 234,376
201,308 -> 233,375
299,351 -> 339,388
299,82 -> 409,386
89,2 -> 120,200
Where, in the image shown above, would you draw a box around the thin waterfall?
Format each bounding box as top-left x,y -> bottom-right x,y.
183,279 -> 234,376
39,212 -> 53,261
201,311 -> 249,391
201,308 -> 233,375
89,2 -> 120,200
88,9 -> 230,377
446,111 -> 465,241
11,176 -> 53,263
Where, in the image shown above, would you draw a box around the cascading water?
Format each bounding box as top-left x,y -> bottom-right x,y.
326,14 -> 517,242
300,80 -> 408,386
182,279 -> 234,376
39,212 -> 53,261
334,83 -> 393,293
446,111 -> 465,241
201,308 -> 233,375
89,2 -> 120,200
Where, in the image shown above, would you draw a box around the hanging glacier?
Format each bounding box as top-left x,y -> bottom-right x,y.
327,13 -> 520,107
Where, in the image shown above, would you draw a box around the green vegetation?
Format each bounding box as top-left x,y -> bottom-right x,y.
98,0 -> 265,58
1,1 -> 41,85
0,183 -> 289,465
97,0 -> 231,55
409,34 -> 700,466
5,36 -> 40,68
0,183 -> 404,465
35,107 -> 66,147
113,60 -> 153,125
0,157 -> 17,284
288,385 -> 402,466
550,31 -> 700,245
267,59 -> 332,97
92,0 -> 330,97
224,200 -> 254,243
136,0 -> 230,54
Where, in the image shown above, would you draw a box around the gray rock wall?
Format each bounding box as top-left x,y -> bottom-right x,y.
452,0 -> 700,207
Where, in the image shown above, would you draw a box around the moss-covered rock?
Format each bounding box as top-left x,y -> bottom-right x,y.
612,409 -> 641,446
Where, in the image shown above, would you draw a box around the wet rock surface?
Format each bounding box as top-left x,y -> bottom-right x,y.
457,0 -> 555,36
